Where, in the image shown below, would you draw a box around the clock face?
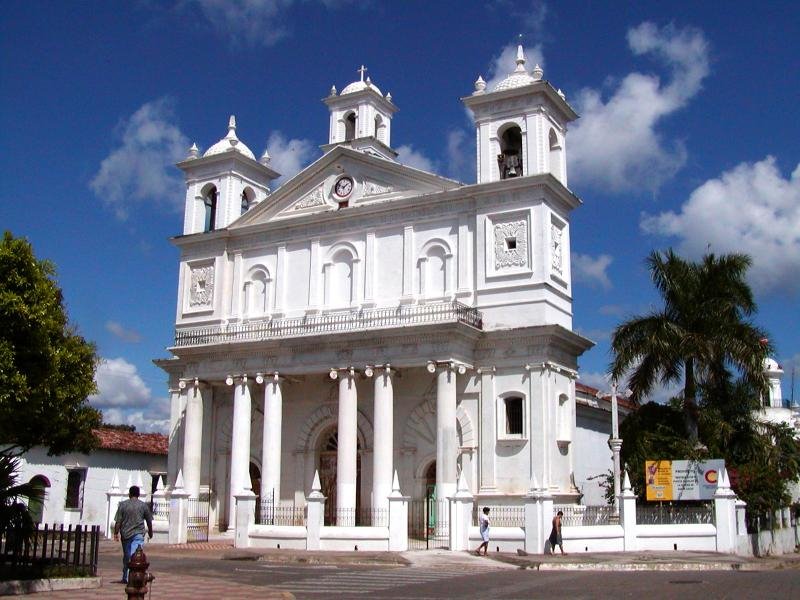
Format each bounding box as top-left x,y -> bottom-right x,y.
334,176 -> 354,199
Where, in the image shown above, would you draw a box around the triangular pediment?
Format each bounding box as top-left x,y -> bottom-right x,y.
232,146 -> 460,228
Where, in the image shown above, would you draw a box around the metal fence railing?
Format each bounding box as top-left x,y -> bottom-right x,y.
327,507 -> 389,527
472,505 -> 525,527
0,523 -> 100,577
151,498 -> 170,520
636,503 -> 714,525
257,502 -> 306,526
174,301 -> 483,347
554,505 -> 616,527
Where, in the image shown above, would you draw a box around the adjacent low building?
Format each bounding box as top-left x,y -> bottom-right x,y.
16,428 -> 167,527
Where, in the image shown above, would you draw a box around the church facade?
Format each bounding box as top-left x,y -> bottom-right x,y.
156,48 -> 603,532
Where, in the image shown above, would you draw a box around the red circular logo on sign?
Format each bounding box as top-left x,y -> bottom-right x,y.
704,469 -> 718,484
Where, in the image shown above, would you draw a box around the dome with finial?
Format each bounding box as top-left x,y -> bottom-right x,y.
203,115 -> 256,161
493,45 -> 540,92
341,65 -> 383,96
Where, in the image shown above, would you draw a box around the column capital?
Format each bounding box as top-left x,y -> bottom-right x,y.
328,367 -> 358,380
179,377 -> 212,390
426,360 -> 470,375
225,374 -> 251,386
364,364 -> 396,378
254,371 -> 284,385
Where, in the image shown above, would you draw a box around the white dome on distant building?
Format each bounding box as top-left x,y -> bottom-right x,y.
492,45 -> 543,92
204,115 -> 256,161
763,357 -> 783,372
340,66 -> 383,96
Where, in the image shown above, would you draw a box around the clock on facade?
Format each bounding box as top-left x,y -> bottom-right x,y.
333,175 -> 354,199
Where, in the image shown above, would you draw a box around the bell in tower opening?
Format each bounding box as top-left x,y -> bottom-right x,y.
498,125 -> 523,179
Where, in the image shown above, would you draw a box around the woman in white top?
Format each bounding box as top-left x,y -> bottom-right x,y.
474,507 -> 490,556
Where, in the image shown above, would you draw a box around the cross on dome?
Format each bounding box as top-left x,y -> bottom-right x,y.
357,65 -> 367,81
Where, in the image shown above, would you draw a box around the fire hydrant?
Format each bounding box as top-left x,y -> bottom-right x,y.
125,546 -> 154,600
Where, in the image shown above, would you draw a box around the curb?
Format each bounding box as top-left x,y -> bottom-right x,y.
519,561 -> 746,572
0,576 -> 102,596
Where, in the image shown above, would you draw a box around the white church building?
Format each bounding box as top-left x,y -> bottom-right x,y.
156,48 -> 623,536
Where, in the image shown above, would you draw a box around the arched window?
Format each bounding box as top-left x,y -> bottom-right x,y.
245,269 -> 270,316
344,112 -> 357,141
203,185 -> 218,232
498,125 -> 523,179
28,475 -> 50,523
419,245 -> 447,298
241,187 -> 255,215
549,128 -> 563,182
328,250 -> 353,307
374,114 -> 385,142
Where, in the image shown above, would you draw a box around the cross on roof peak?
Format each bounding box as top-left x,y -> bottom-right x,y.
358,65 -> 367,81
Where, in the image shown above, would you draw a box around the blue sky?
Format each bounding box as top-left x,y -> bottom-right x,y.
1,1 -> 798,432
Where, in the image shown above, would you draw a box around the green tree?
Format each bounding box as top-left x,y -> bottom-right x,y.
611,250 -> 770,441
0,232 -> 101,457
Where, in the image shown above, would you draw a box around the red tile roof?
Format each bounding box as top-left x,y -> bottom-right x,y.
576,382 -> 638,411
93,428 -> 168,456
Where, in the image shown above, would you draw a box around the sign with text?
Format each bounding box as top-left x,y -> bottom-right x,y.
645,459 -> 724,501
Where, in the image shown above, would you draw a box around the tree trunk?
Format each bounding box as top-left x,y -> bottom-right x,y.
683,359 -> 699,442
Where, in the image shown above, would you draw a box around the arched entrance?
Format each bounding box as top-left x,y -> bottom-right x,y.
318,428 -> 361,525
250,462 -> 262,522
28,475 -> 50,524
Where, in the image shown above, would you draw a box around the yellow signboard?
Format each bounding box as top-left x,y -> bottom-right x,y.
645,460 -> 673,501
645,459 -> 725,501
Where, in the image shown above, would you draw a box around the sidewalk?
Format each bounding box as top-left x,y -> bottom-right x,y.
488,549 -> 800,572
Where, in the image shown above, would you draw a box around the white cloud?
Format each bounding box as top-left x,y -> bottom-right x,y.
641,157 -> 800,294
484,43 -> 545,92
396,144 -> 437,173
90,358 -> 153,409
573,253 -> 613,290
569,22 -> 710,193
578,370 -> 612,393
90,98 -> 188,220
191,0 -> 357,48
445,129 -> 473,182
105,321 -> 142,343
90,358 -> 169,433
264,131 -> 317,186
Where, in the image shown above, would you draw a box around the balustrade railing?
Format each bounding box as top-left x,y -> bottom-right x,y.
174,301 -> 482,347
151,498 -> 170,520
328,507 -> 389,527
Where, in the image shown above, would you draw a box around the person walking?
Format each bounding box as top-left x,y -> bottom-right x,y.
549,510 -> 566,554
474,506 -> 490,556
113,485 -> 153,584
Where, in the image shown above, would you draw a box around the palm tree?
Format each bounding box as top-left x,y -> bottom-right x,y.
0,454 -> 44,535
610,250 -> 770,441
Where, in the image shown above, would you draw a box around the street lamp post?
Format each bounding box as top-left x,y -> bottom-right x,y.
607,379 -> 622,518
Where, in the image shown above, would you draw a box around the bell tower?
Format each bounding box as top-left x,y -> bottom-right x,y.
322,66 -> 398,160
463,46 -> 578,186
177,116 -> 280,235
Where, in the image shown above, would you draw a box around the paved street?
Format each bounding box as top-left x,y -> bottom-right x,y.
28,542 -> 800,599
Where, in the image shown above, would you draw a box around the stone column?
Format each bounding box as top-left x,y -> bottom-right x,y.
371,366 -> 394,514
182,379 -> 205,498
478,368 -> 496,493
387,471 -> 409,551
261,373 -> 283,507
168,470 -> 189,545
228,375 -> 252,528
434,363 -> 458,501
234,490 -> 256,549
449,471 -> 474,552
335,368 -> 358,524
167,383 -> 184,490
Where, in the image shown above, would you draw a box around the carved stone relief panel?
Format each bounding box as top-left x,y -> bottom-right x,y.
294,185 -> 327,210
362,180 -> 394,196
551,222 -> 563,276
189,263 -> 215,308
494,220 -> 528,270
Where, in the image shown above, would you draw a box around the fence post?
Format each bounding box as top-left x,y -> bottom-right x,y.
735,499 -> 747,536
524,475 -> 546,554
306,470 -> 325,551
388,470 -> 409,552
714,467 -> 737,553
448,471 -> 473,552
169,470 -> 189,545
105,470 -> 128,539
234,490 -> 257,549
619,471 -> 638,551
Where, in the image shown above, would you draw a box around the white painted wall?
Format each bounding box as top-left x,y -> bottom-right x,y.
18,447 -> 166,527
